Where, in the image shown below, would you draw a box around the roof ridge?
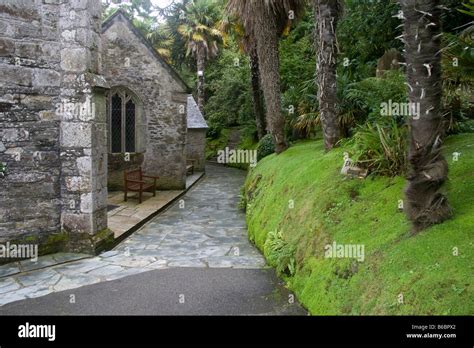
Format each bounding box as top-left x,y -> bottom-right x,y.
101,9 -> 191,92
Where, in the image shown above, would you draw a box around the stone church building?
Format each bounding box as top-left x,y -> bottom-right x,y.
0,2 -> 207,256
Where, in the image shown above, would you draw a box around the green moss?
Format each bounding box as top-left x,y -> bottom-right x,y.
92,228 -> 115,254
40,232 -> 69,255
244,133 -> 474,315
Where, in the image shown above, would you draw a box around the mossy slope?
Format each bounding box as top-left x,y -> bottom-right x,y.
244,133 -> 473,315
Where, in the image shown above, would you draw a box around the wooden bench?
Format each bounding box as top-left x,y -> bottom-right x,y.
123,168 -> 159,204
186,159 -> 196,175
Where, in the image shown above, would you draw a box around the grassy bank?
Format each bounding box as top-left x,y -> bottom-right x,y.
243,133 -> 473,315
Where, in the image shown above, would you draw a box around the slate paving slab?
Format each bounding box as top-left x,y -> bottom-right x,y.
0,264 -> 21,278
0,165 -> 270,309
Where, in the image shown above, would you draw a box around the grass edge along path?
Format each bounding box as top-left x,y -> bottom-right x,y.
243,133 -> 473,315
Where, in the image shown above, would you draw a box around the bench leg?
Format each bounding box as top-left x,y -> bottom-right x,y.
139,190 -> 143,204
124,190 -> 127,202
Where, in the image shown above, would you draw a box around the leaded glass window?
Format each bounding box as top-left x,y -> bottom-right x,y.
125,99 -> 136,153
106,89 -> 139,153
111,94 -> 122,153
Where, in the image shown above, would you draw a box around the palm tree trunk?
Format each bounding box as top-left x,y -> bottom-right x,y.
400,0 -> 452,232
197,45 -> 206,115
253,3 -> 288,153
249,47 -> 266,139
313,0 -> 341,151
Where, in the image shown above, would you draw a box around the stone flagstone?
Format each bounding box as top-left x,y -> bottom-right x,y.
0,165 -> 267,307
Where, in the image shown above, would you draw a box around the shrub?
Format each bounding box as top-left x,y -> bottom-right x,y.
441,32 -> 474,134
344,120 -> 408,177
256,134 -> 275,161
345,70 -> 408,125
206,124 -> 222,140
244,123 -> 259,140
293,111 -> 319,137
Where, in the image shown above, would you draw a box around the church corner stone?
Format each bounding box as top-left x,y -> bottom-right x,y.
0,0 -> 110,256
57,0 -> 109,253
0,2 -> 205,257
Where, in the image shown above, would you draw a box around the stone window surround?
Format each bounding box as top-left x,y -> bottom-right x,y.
106,86 -> 145,155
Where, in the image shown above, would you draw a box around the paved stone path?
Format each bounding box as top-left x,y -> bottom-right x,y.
0,165 -> 285,312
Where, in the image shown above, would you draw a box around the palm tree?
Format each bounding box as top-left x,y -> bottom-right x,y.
220,17 -> 267,139
399,0 -> 452,232
146,24 -> 175,63
177,0 -> 223,113
313,0 -> 343,150
248,43 -> 267,139
226,0 -> 306,153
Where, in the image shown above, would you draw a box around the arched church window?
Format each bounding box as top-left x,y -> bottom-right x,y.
106,88 -> 141,153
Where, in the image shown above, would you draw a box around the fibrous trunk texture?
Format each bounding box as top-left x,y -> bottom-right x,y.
254,2 -> 288,153
197,45 -> 206,115
314,0 -> 341,151
400,0 -> 452,232
250,48 -> 267,139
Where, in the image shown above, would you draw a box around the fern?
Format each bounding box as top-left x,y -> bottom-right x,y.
264,230 -> 297,276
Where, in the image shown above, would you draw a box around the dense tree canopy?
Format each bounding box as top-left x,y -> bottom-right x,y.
102,0 -> 473,231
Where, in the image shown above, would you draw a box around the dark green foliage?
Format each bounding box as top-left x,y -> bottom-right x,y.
443,0 -> 473,31
163,0 -> 197,69
344,120 -> 408,177
337,71 -> 409,176
459,0 -> 474,17
337,0 -> 403,81
256,134 -> 275,161
441,32 -> 474,133
204,48 -> 254,127
206,123 -> 222,140
344,71 -> 408,125
240,123 -> 259,143
280,14 -> 317,137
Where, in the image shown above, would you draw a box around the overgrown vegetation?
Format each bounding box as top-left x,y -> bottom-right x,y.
244,133 -> 474,314
256,134 -> 275,161
343,121 -> 408,177
102,0 -> 474,315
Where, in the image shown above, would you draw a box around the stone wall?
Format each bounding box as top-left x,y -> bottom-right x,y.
186,129 -> 206,171
107,152 -> 144,191
0,0 -> 112,256
102,12 -> 188,190
0,0 -> 63,251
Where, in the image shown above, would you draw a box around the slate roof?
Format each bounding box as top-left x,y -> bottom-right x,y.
187,95 -> 208,129
102,9 -> 190,92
